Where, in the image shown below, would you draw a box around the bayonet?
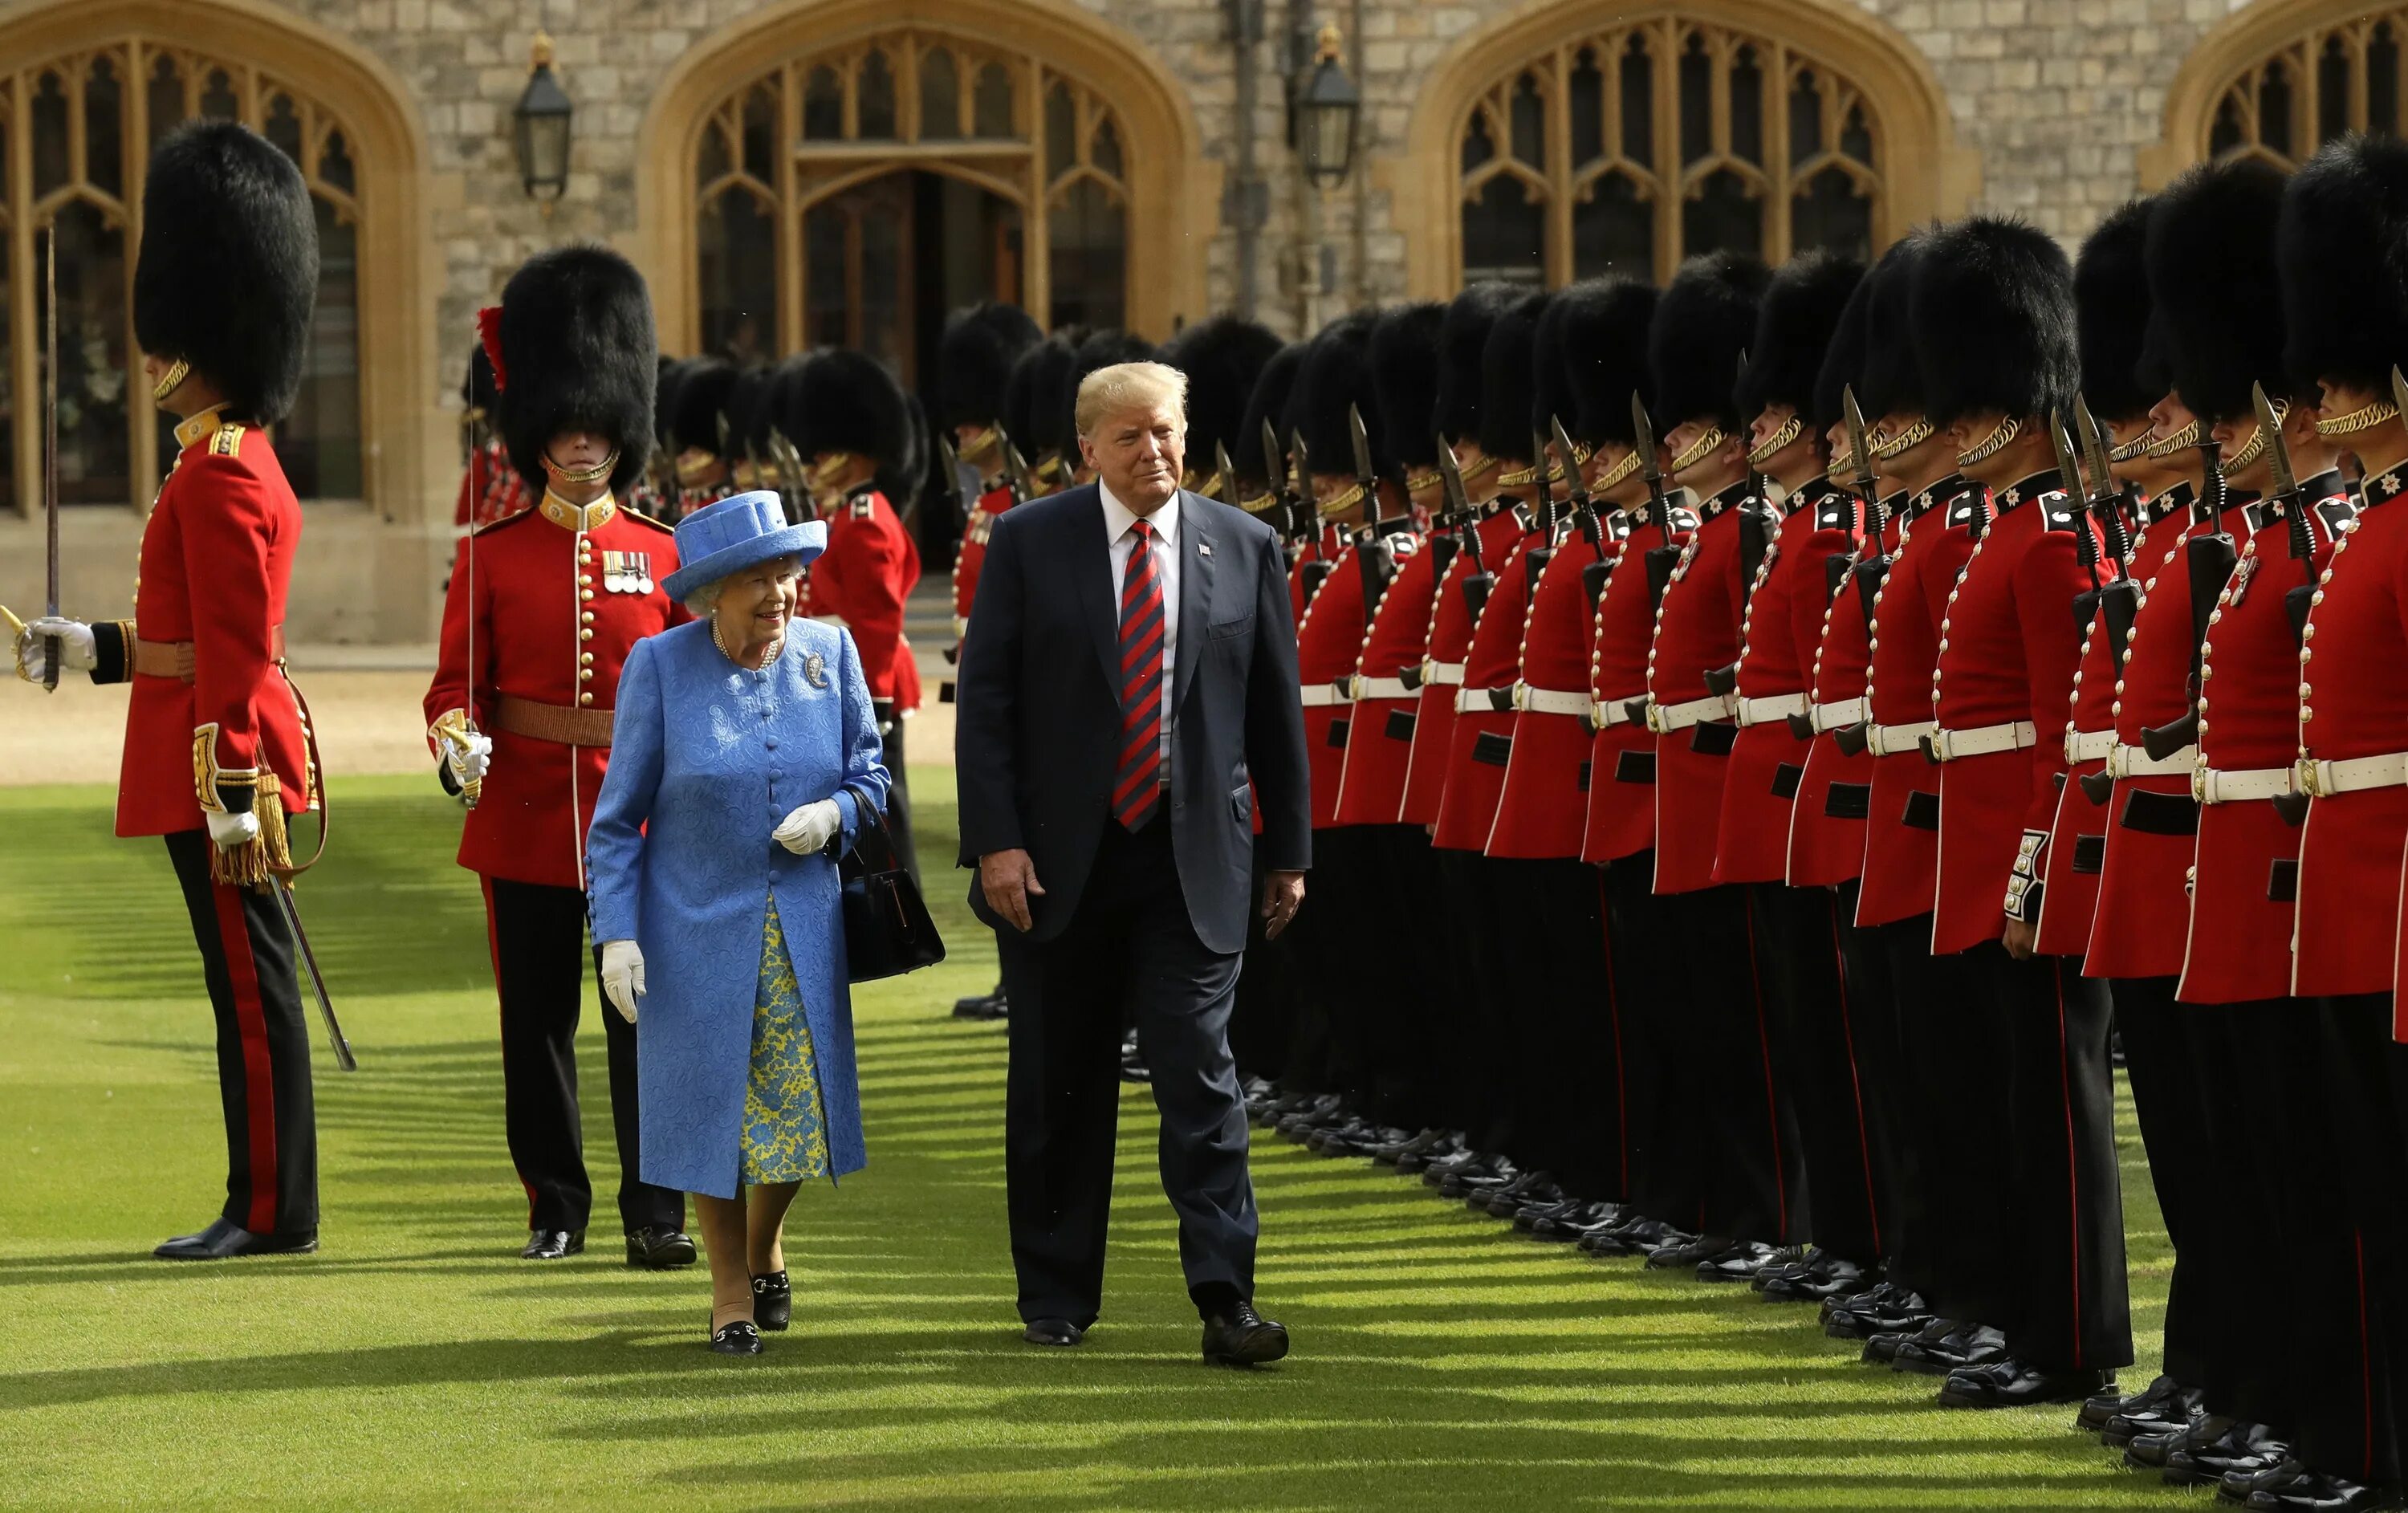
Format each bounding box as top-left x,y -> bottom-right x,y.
1214,441 -> 1238,505
1841,386 -> 1877,511
938,433 -> 968,529
2255,380 -> 2321,643
2254,381 -> 2300,504
1434,439 -> 1479,582
1632,392 -> 1681,607
1005,438 -> 1039,505
1551,415 -> 1597,535
1348,403 -> 1377,503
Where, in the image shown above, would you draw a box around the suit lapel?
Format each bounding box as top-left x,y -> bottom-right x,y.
1072,488 -> 1121,693
1172,493 -> 1215,720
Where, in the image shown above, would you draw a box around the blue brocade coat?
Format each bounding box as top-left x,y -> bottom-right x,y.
587,616 -> 890,1198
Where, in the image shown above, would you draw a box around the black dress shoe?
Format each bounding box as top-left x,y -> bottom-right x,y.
1421,1147 -> 1499,1188
1373,1129 -> 1458,1168
625,1225 -> 698,1269
1752,1249 -> 1815,1291
1201,1299 -> 1290,1367
952,984 -> 1009,1020
2097,1377 -> 2205,1448
2163,1421 -> 2289,1488
2239,1461 -> 2398,1511
1586,1215 -> 1687,1257
1699,1241 -> 1795,1283
1938,1358 -> 2114,1409
2079,1371 -> 2174,1433
1023,1317 -> 1084,1347
1525,1199 -> 1617,1238
1472,1170 -> 1560,1216
519,1228 -> 584,1260
1763,1253 -> 1873,1304
1893,1322 -> 2006,1377
709,1320 -> 763,1356
751,1270 -> 792,1331
1645,1232 -> 1735,1270
153,1218 -> 319,1261
1435,1156 -> 1519,1198
1825,1283 -> 1930,1340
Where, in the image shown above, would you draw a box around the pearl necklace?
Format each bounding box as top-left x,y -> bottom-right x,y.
711,612 -> 781,669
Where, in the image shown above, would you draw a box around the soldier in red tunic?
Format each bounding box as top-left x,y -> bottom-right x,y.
1914,218 -> 2129,1409
422,246 -> 693,1267
1636,253 -> 1805,1278
939,303 -> 1044,657
1714,252 -> 1882,1299
17,122 -> 323,1260
664,357 -> 740,518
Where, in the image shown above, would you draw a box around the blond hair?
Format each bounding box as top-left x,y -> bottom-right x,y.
1075,360 -> 1188,437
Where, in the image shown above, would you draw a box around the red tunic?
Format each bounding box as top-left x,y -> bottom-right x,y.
949,474 -> 1015,638
1857,482 -> 1981,928
1787,496 -> 1900,888
1489,516 -> 1616,858
2296,471 -> 2408,1002
108,413 -> 311,838
1930,470 -> 2105,954
1401,504 -> 1530,826
811,484 -> 922,712
423,493 -> 684,889
1334,522 -> 1444,826
1649,482 -> 1756,895
1714,482 -> 1860,885
1583,508 -> 1698,864
1287,523 -> 1348,624
2181,481 -> 2349,1003
1432,510 -> 1548,851
1295,535 -> 1381,828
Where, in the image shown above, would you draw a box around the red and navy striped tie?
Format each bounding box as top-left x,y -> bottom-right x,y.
1114,519 -> 1165,830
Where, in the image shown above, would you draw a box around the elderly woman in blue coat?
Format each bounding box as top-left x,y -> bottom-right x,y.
588,491 -> 890,1356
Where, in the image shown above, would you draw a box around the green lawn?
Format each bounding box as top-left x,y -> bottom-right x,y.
0,770 -> 2182,1509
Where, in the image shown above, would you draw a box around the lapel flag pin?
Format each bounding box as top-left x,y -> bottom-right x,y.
1198,541 -> 1212,556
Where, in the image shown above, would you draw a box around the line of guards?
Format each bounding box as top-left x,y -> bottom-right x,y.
939,135 -> 2408,1512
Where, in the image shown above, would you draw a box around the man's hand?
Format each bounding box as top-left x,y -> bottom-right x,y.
2001,913 -> 2037,960
978,848 -> 1046,933
442,730 -> 493,794
15,616 -> 95,683
1262,869 -> 1305,939
205,807 -> 262,852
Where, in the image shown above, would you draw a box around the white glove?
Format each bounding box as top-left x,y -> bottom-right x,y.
600,939 -> 645,1024
205,807 -> 262,852
444,730 -> 493,790
16,616 -> 96,682
772,797 -> 844,856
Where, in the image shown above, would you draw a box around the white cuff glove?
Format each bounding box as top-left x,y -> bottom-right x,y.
16,616 -> 95,682
600,939 -> 645,1024
205,807 -> 262,852
444,730 -> 493,790
772,797 -> 844,856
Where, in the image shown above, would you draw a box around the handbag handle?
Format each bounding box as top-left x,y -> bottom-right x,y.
840,781 -> 897,866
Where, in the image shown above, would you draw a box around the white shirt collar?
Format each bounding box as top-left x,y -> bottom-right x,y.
1100,479 -> 1181,547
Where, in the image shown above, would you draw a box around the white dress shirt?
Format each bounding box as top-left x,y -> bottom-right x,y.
1101,481 -> 1181,770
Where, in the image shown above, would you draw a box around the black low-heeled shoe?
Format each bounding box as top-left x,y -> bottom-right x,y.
710,1320 -> 763,1356
751,1270 -> 793,1332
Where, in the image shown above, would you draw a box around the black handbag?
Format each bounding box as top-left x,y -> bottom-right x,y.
836,783 -> 945,982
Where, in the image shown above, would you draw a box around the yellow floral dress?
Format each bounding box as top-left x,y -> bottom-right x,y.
741,899 -> 832,1184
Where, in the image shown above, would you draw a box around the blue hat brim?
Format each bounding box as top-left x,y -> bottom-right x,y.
660,519 -> 827,605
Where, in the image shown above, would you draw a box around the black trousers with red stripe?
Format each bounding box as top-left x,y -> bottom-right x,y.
1660,882 -> 1804,1244
482,877 -> 683,1237
166,831 -> 318,1236
1751,883 -> 1887,1268
1986,946 -> 2129,1373
2111,976 -> 2216,1393
1487,856 -> 1621,1199
1605,853 -> 1693,1226
1881,917 -> 2007,1324
1832,883 -> 1918,1280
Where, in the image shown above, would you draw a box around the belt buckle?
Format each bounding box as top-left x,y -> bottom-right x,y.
1348,673 -> 1367,701
1921,728 -> 1949,764
1510,682 -> 1529,712
2191,766 -> 2209,804
1643,701 -> 1666,734
2294,756 -> 2323,798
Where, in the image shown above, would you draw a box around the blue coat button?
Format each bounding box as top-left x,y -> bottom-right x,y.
766,737 -> 779,750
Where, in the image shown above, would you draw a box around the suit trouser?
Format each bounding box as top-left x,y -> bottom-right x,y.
1987,946 -> 2130,1373
1881,917 -> 2006,1323
166,831 -> 318,1236
481,876 -> 683,1236
1832,881 -> 1918,1279
1605,852 -> 1694,1226
999,815 -> 1257,1324
2111,976 -> 2215,1393
1660,881 -> 1803,1244
1751,882 -> 1885,1267
1487,856 -> 1621,1198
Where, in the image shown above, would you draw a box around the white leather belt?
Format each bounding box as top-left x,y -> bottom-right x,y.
1865,720 -> 1938,759
1810,696 -> 1865,734
2108,741 -> 2194,779
2296,751 -> 2408,797
1513,683 -> 1592,717
1645,693 -> 1735,734
2194,765 -> 2295,804
1455,685 -> 1514,714
1926,721 -> 2037,763
1421,659 -> 1466,686
1350,674 -> 1412,701
1735,692 -> 1808,728
1299,681 -> 1353,708
1592,693 -> 1643,729
952,614 -> 969,639
2064,728 -> 2115,765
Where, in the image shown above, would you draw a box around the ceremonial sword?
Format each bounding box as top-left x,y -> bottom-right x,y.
268,877 -> 356,1072
43,227 -> 60,690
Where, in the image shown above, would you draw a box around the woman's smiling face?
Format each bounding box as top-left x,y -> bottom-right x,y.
717,556 -> 800,645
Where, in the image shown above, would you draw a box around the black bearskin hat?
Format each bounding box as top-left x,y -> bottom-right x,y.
1062,328 -> 1158,446
1435,282 -> 1523,445
493,244 -> 658,496
1287,309 -> 1385,480
885,391 -> 930,502
651,357 -> 684,451
1559,278 -> 1658,447
787,348 -> 912,469
1649,251 -> 1770,433
1235,342 -> 1307,486
134,121 -> 318,427
1858,230 -> 1935,421
2147,160 -> 2296,420
2076,197 -> 2159,423
763,354 -> 810,451
2280,132 -> 2408,395
1004,332 -> 1080,461
1370,303 -> 1446,470
1736,250 -> 1864,430
722,366 -> 774,458
1910,216 -> 2077,428
1812,273 -> 1876,442
669,356 -> 738,458
1162,313 -> 1284,468
1533,294 -> 1582,443
1477,291 -> 1551,463
936,303 -> 1042,432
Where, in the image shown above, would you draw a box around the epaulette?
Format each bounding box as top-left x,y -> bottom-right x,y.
2316,494 -> 2359,534
1815,495 -> 1854,531
209,421 -> 247,458
622,505 -> 676,534
2044,497 -> 2081,532
1945,490 -> 1984,529
470,507 -> 541,538
849,495 -> 877,520
1508,499 -> 1535,531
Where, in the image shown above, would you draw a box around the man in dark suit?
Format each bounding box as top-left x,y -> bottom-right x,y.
954,357 -> 1312,1366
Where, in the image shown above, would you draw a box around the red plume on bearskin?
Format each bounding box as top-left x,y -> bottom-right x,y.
477,306 -> 507,392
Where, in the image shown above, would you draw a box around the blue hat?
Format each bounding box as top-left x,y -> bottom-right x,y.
660,491 -> 827,604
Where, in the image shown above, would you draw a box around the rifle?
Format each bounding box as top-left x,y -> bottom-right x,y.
1631,393 -> 1681,609
2052,409 -> 2107,627
1348,404 -> 1400,622
1430,439 -> 1475,584
938,433 -> 970,536
1828,387 -> 1889,756
1552,415 -> 1612,612
2140,434 -> 2233,763
1438,439 -> 1494,617
1004,438 -> 1039,508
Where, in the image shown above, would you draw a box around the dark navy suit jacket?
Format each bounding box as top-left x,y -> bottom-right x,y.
953,483 -> 1311,954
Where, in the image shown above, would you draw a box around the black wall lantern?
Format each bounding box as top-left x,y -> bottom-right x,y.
513,31 -> 573,210
1292,23 -> 1361,189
